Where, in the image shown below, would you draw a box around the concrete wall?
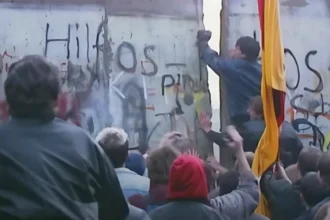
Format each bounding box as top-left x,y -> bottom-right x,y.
221,0 -> 330,151
0,0 -> 212,153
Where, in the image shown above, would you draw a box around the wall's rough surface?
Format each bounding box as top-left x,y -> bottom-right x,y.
0,0 -> 212,153
221,0 -> 330,151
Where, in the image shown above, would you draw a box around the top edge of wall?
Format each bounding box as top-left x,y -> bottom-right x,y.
0,0 -> 204,19
222,0 -> 330,17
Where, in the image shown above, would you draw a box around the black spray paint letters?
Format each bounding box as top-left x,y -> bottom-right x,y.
252,30 -> 323,93
45,23 -> 70,58
121,80 -> 148,151
116,42 -> 158,75
304,50 -> 323,93
141,45 -> 158,76
283,49 -> 323,93
44,23 -> 90,60
117,41 -> 137,73
284,48 -> 300,90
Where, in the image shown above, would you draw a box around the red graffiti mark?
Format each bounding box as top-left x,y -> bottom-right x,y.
2,51 -> 18,73
56,92 -> 81,126
2,51 -> 15,59
286,107 -> 330,121
0,101 -> 9,122
0,93 -> 82,127
146,104 -> 155,111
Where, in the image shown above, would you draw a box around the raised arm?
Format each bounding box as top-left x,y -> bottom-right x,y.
197,30 -> 233,76
210,126 -> 259,220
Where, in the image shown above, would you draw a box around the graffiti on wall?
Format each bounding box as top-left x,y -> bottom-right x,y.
284,49 -> 330,151
252,30 -> 330,151
0,17 -> 210,152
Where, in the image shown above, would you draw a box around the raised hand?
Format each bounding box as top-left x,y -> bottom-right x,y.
199,112 -> 212,133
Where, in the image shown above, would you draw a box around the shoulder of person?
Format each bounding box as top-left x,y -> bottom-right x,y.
126,204 -> 150,220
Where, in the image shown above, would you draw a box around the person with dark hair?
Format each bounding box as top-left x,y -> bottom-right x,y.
96,127 -> 150,198
129,146 -> 180,212
240,96 -> 304,167
126,152 -> 147,176
216,171 -> 269,220
209,126 -> 259,220
197,30 -> 261,127
286,147 -> 322,183
200,95 -> 303,168
317,152 -> 330,186
298,172 -> 328,209
293,153 -> 330,220
294,172 -> 330,220
0,55 -> 128,219
314,202 -> 330,220
149,154 -> 229,220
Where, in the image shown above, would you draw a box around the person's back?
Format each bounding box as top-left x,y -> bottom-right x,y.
0,119 -> 108,219
149,154 -> 228,220
0,55 -> 128,220
240,96 -> 303,167
246,214 -> 270,220
198,32 -> 261,126
222,58 -> 261,123
126,204 -> 150,220
96,127 -> 150,198
150,201 -> 227,220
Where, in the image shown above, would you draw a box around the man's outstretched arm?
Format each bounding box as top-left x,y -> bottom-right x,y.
197,30 -> 233,76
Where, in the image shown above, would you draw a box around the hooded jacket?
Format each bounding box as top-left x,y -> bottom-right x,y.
149,155 -> 228,220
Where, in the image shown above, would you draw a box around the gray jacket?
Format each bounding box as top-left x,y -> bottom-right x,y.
210,171 -> 259,220
126,204 -> 150,220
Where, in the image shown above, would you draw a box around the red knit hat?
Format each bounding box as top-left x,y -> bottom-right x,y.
167,154 -> 208,200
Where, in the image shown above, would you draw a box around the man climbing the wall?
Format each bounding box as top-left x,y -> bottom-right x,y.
197,30 -> 262,127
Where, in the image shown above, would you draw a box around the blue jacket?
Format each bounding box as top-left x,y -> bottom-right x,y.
116,168 -> 150,198
200,43 -> 261,117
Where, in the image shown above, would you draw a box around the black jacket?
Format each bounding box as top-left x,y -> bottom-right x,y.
0,118 -> 128,220
294,196 -> 330,220
240,120 -> 303,167
149,201 -> 228,220
126,204 -> 150,220
260,172 -> 304,220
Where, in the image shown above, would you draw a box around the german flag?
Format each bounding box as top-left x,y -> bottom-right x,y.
251,0 -> 286,217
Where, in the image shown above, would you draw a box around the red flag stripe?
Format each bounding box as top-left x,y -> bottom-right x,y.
258,0 -> 265,49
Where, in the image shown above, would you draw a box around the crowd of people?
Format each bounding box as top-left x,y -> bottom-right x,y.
0,31 -> 330,220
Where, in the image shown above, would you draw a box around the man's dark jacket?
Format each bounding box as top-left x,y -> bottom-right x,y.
126,204 -> 150,220
200,43 -> 261,119
260,171 -> 305,220
240,120 -> 303,167
149,201 -> 228,220
0,117 -> 128,220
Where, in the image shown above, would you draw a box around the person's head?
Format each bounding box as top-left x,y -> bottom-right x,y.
167,155 -> 208,200
318,152 -> 330,186
5,55 -> 60,121
125,152 -> 146,176
298,172 -> 328,208
234,36 -> 260,61
297,147 -> 322,177
147,146 -> 180,185
217,171 -> 239,196
314,202 -> 330,220
170,137 -> 196,154
95,127 -> 129,168
247,96 -> 263,120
